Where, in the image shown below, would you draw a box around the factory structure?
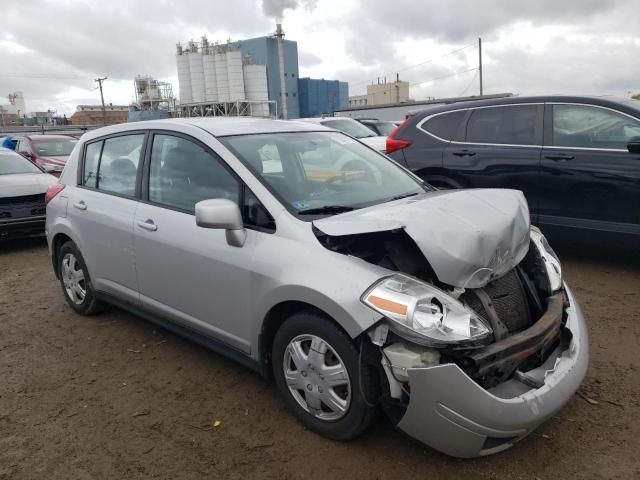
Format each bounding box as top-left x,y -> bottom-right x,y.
175,24 -> 348,119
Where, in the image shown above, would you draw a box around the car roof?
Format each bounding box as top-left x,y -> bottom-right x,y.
81,117 -> 332,142
408,95 -> 640,118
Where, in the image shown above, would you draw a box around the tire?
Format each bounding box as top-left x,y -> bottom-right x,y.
272,311 -> 378,441
57,241 -> 105,315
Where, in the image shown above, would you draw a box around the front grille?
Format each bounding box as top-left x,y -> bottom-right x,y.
0,193 -> 46,220
461,270 -> 532,336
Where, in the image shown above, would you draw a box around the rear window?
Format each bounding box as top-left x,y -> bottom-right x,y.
0,150 -> 42,175
420,110 -> 466,140
465,105 -> 538,145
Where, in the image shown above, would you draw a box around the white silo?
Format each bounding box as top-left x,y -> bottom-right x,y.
215,51 -> 229,102
243,64 -> 269,116
203,51 -> 218,102
188,44 -> 206,103
226,49 -> 245,101
175,44 -> 192,104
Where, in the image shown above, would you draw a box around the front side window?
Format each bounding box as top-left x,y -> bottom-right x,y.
465,105 -> 538,145
149,134 -> 240,212
221,131 -> 428,218
552,104 -> 640,150
81,134 -> 143,196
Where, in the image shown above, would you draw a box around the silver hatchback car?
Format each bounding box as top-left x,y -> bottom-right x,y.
46,118 -> 588,458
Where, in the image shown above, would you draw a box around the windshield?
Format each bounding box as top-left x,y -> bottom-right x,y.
372,122 -> 397,136
221,131 -> 428,218
321,119 -> 377,139
33,138 -> 77,156
0,150 -> 43,175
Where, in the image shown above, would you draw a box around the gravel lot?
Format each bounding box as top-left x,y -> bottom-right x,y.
1,238 -> 639,480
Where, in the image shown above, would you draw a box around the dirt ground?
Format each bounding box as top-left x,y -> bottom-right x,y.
0,238 -> 639,480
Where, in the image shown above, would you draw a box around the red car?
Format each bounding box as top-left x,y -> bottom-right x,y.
15,134 -> 78,177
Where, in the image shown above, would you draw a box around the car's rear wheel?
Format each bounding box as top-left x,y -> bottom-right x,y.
272,311 -> 377,440
58,241 -> 105,315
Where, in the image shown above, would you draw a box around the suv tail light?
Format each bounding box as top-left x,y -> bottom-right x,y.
386,116 -> 413,154
45,184 -> 65,205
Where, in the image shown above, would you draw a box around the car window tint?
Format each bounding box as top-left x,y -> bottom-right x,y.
466,105 -> 538,145
243,188 -> 275,231
552,104 -> 640,150
422,110 -> 466,140
83,141 -> 102,188
149,134 -> 240,212
97,135 -> 144,196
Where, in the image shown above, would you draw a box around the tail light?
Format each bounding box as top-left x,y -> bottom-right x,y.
385,116 -> 413,154
45,184 -> 65,205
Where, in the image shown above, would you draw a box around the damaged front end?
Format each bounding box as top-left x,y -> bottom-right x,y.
312,191 -> 588,457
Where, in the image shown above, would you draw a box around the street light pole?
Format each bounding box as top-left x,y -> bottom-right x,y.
95,76 -> 108,125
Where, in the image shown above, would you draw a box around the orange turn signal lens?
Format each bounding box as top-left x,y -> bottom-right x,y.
367,295 -> 408,315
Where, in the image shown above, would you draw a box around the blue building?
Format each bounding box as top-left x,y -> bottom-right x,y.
231,36 -> 300,118
298,78 -> 349,118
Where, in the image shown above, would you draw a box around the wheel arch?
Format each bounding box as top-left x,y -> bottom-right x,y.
258,300 -> 360,380
415,167 -> 468,189
51,232 -> 74,278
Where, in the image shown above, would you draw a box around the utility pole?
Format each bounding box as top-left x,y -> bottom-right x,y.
95,76 -> 108,125
478,37 -> 483,96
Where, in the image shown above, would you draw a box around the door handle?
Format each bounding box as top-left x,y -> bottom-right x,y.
137,219 -> 158,232
451,149 -> 476,157
544,153 -> 575,161
73,201 -> 87,210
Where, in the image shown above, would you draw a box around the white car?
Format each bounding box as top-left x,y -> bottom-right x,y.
295,117 -> 388,153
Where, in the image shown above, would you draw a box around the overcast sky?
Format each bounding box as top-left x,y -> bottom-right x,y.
1,0 -> 638,115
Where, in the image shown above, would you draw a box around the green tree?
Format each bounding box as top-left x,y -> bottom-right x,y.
632,93 -> 640,100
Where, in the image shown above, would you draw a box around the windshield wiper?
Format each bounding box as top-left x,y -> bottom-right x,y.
298,205 -> 355,215
390,192 -> 419,201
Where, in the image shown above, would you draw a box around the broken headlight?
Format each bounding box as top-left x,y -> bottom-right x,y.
530,227 -> 563,292
361,274 -> 492,348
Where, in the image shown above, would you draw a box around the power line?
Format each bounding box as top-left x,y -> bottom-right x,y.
409,67 -> 479,88
457,68 -> 479,97
350,41 -> 477,89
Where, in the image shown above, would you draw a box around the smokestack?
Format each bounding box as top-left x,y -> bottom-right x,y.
275,22 -> 288,119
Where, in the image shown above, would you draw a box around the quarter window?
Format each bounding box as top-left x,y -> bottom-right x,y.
465,105 -> 538,145
552,104 -> 640,150
148,134 -> 240,212
81,134 -> 143,196
421,110 -> 466,140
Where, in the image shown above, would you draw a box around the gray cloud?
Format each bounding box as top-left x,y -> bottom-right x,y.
298,50 -> 323,68
261,0 -> 318,19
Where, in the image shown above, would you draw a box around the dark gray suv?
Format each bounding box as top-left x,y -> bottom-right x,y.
387,96 -> 640,245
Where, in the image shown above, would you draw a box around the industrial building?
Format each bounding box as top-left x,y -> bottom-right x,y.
70,104 -> 129,125
129,75 -> 175,122
0,92 -> 26,126
298,78 -> 348,118
175,36 -> 274,118
175,24 -> 349,119
348,77 -> 410,107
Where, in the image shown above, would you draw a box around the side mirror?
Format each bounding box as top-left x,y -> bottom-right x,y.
42,164 -> 57,173
627,140 -> 640,154
195,199 -> 246,247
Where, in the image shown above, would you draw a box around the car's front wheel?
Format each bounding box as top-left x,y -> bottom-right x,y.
272,311 -> 377,441
58,241 -> 105,315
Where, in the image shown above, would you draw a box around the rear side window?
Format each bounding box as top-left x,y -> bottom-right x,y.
148,134 -> 240,212
465,105 -> 538,145
420,111 -> 466,140
82,134 -> 144,196
552,104 -> 640,150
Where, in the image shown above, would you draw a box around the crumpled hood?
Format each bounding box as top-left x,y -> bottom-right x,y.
0,173 -> 57,198
313,189 -> 531,288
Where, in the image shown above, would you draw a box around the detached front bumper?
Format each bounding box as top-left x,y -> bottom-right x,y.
396,285 -> 588,458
